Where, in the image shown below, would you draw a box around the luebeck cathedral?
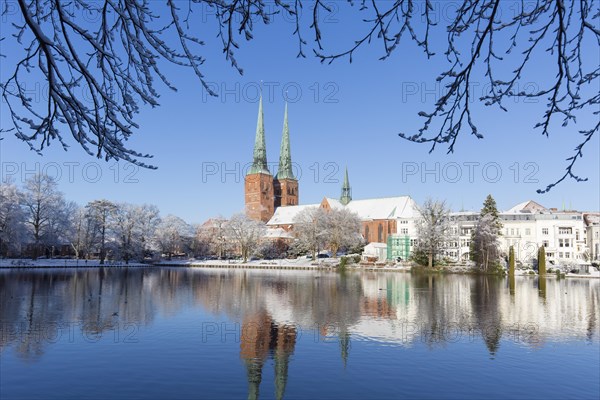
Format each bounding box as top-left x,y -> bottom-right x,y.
244,97 -> 299,222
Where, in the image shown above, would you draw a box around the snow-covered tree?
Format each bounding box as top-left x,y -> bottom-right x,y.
137,204 -> 160,259
195,217 -> 229,258
471,195 -> 502,271
471,214 -> 501,271
414,199 -> 451,268
0,182 -> 26,257
294,207 -> 328,260
112,203 -> 150,263
86,199 -> 117,264
154,215 -> 193,260
225,214 -> 266,262
44,200 -> 76,256
68,206 -> 99,260
324,208 -> 362,258
22,174 -> 64,259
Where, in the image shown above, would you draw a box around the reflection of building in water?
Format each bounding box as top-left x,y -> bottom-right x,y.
240,310 -> 297,400
352,274 -> 599,353
1,269 -> 598,363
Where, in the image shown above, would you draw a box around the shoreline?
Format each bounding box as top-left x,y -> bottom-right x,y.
1,260 -> 598,278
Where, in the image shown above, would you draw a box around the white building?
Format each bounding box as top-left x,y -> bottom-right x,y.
445,200 -> 590,265
584,213 -> 600,261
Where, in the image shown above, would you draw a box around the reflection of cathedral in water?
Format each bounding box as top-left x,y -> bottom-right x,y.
1,268 -> 598,364
240,310 -> 296,400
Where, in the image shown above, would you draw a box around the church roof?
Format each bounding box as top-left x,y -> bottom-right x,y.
345,196 -> 418,220
267,196 -> 418,226
264,227 -> 295,240
505,200 -> 547,214
267,204 -> 319,226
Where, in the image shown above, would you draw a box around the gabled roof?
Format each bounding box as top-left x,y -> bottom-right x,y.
267,196 -> 418,226
345,196 -> 418,220
506,200 -> 547,214
323,198 -> 345,210
267,204 -> 319,226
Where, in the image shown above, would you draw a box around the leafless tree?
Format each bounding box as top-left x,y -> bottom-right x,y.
414,198 -> 451,268
2,1 -> 597,190
68,205 -> 99,259
22,173 -> 64,259
154,214 -> 192,260
323,208 -> 362,258
137,203 -> 160,258
112,202 -> 149,263
196,216 -> 229,258
86,199 -> 117,264
0,182 -> 26,257
294,207 -> 328,259
225,213 -> 265,262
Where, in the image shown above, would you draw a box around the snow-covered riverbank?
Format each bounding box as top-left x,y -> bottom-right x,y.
0,259 -> 151,268
2,258 -> 598,277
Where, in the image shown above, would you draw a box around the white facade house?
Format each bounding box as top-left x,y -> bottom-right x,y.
266,195 -> 596,265
444,201 -> 590,265
584,213 -> 600,261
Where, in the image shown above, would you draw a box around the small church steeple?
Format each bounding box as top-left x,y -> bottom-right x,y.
340,167 -> 352,205
248,95 -> 270,175
276,103 -> 295,180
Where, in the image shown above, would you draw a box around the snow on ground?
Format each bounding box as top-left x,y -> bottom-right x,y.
2,258 -> 598,277
0,259 -> 150,268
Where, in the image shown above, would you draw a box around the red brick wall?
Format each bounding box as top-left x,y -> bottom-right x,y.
362,219 -> 397,244
245,173 -> 274,222
274,179 -> 299,208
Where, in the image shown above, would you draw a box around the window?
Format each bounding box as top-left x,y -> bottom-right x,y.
525,228 -> 531,235
365,226 -> 370,243
516,229 -> 520,235
559,252 -> 563,258
543,240 -> 549,247
378,224 -> 383,242
559,239 -> 571,247
559,227 -> 572,235
546,253 -> 554,258
575,230 -> 580,240
565,252 -> 570,259
542,228 -> 549,235
401,228 -> 409,235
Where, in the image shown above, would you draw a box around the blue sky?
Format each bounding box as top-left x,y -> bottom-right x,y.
1,1 -> 598,223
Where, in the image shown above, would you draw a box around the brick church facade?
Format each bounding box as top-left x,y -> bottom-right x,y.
245,98 -> 298,222
244,98 -> 417,251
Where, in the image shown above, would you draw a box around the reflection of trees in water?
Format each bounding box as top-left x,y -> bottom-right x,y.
471,276 -> 503,356
0,268 -> 158,359
538,277 -> 547,301
1,268 -> 598,364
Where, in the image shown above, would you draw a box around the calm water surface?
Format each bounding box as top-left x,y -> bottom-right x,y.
1,268 -> 598,399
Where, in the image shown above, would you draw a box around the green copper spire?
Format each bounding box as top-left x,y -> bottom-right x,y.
340,167 -> 352,205
277,103 -> 296,179
247,96 -> 270,175
276,103 -> 295,180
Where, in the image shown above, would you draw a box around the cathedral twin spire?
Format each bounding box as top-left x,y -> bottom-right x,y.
247,96 -> 295,180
